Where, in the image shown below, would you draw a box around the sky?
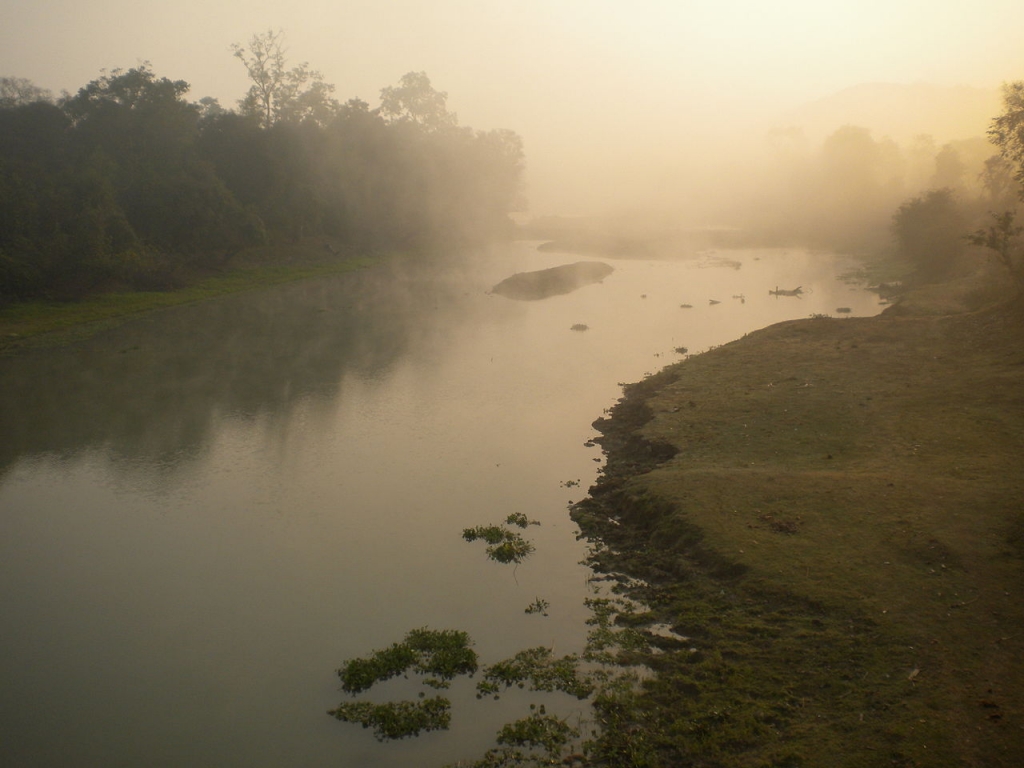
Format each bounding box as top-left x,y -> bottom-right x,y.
2,0 -> 1023,215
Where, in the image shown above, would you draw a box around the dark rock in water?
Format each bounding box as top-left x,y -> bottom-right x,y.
492,261 -> 614,300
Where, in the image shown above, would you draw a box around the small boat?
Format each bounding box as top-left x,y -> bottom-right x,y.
769,286 -> 803,297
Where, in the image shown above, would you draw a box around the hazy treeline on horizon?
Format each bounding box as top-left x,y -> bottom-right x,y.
0,33 -> 524,302
720,119 -> 1016,253
2,27 -> 1023,304
525,82 -> 1021,282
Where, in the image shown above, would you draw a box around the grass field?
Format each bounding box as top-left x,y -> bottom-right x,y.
573,262 -> 1024,766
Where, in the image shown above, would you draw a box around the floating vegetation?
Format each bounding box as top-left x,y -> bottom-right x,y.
453,709 -> 581,768
583,597 -> 653,663
497,710 -> 579,757
674,346 -> 688,355
463,518 -> 538,564
406,628 -> 480,685
328,696 -> 451,741
338,642 -> 417,694
328,514 -> 673,761
476,647 -> 594,700
331,594 -> 656,763
336,628 -> 477,694
332,627 -> 600,751
570,323 -> 589,332
524,597 -> 550,616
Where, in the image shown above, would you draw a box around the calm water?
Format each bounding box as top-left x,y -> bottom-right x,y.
0,243 -> 881,767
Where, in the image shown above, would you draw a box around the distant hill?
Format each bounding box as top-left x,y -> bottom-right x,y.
778,82 -> 1002,144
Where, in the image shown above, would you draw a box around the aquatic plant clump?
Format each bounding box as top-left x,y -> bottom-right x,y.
582,597 -> 652,662
504,512 -> 539,528
453,709 -> 582,768
463,523 -> 536,564
327,696 -> 451,741
489,537 -> 535,564
476,647 -> 594,700
496,711 -> 579,754
524,597 -> 549,616
338,642 -> 418,694
405,628 -> 479,684
332,610 -> 652,761
337,628 -> 478,694
462,524 -> 509,545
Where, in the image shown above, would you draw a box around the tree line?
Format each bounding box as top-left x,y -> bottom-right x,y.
0,31 -> 524,303
735,84 -> 1024,289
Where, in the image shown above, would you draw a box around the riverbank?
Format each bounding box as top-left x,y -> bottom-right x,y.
573,259 -> 1024,766
0,241 -> 376,356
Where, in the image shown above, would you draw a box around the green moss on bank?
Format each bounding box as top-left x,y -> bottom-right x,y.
0,252 -> 375,355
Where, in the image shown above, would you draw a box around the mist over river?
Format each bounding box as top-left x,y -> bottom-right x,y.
0,242 -> 882,767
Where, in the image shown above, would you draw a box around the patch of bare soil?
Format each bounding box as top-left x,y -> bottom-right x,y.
573,271 -> 1024,766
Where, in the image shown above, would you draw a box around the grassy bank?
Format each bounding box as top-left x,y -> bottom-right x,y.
0,244 -> 376,355
573,264 -> 1024,766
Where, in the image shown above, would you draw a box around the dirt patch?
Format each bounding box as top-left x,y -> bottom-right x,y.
573,271 -> 1024,766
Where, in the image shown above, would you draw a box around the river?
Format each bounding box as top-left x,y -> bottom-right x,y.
0,242 -> 882,767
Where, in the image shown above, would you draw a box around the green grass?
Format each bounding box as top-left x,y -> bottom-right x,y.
570,286 -> 1024,766
0,256 -> 375,354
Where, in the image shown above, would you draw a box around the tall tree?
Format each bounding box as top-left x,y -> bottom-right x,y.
980,154 -> 1017,209
968,211 -> 1023,291
62,65 -> 197,166
989,80 -> 1024,198
0,76 -> 53,107
379,72 -> 457,132
930,144 -> 966,191
891,188 -> 966,279
62,65 -> 259,259
232,30 -> 338,128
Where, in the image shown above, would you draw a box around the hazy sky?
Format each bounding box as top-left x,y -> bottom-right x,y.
3,0 -> 1023,214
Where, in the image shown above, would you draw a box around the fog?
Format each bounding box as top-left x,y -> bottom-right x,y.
2,0 -> 1021,219
6,5 -> 1024,763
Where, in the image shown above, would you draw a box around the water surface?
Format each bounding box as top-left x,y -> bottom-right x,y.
0,243 -> 881,766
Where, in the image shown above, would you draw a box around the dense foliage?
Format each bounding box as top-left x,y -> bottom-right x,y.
0,48 -> 524,303
890,187 -> 966,278
989,81 -> 1024,197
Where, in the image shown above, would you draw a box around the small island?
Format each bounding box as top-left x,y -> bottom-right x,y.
491,261 -> 614,300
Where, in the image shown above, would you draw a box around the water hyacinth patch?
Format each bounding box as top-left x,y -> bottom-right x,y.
496,711 -> 579,754
328,697 -> 452,741
462,520 -> 538,565
476,647 -> 594,700
337,628 -> 477,694
524,597 -> 550,616
453,710 -> 582,768
504,512 -> 539,528
337,641 -> 419,694
405,627 -> 479,687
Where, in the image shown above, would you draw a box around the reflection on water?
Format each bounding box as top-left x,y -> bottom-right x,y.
0,244 -> 881,766
0,261 -> 455,476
